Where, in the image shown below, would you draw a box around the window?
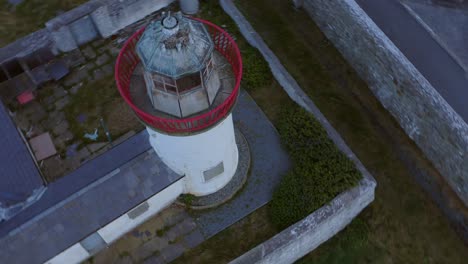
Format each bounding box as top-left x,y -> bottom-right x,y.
152,73 -> 177,93
176,73 -> 201,93
4,59 -> 23,78
0,67 -> 7,82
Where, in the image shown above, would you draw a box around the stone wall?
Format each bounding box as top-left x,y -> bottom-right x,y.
47,0 -> 175,52
297,0 -> 468,205
231,175 -> 376,264
0,0 -> 175,64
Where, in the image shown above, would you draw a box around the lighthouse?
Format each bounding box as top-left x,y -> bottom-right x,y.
115,12 -> 242,196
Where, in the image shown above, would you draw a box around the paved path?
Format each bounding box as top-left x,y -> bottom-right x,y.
355,0 -> 468,122
193,90 -> 291,238
92,205 -> 204,264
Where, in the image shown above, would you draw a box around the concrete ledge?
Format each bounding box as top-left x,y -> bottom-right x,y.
231,175 -> 375,264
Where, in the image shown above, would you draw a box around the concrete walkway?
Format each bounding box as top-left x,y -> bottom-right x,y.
92,205 -> 204,264
193,90 -> 290,238
355,0 -> 468,123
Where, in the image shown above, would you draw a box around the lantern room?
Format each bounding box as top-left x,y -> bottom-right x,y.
135,12 -> 220,118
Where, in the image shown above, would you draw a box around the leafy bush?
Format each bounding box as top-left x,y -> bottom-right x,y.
241,47 -> 272,89
269,106 -> 361,230
179,193 -> 196,206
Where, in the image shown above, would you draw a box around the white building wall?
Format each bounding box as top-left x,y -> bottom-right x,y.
44,179 -> 184,264
45,244 -> 89,264
147,114 -> 239,196
97,179 -> 184,243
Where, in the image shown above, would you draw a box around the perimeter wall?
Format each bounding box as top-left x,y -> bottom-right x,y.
296,0 -> 468,205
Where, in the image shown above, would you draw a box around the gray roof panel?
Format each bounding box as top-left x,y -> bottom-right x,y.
0,102 -> 43,208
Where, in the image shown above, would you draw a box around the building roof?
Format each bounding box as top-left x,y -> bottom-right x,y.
0,102 -> 43,218
136,12 -> 214,78
0,130 -> 182,264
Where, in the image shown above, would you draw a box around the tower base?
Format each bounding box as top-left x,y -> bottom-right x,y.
177,128 -> 250,209
147,114 -> 239,196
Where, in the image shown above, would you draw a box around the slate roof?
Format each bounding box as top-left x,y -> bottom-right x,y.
0,102 -> 43,210
0,130 -> 182,264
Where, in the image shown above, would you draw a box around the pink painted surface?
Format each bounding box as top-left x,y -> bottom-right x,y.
17,91 -> 35,105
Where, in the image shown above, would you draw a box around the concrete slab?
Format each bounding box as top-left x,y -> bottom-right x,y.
29,132 -> 57,161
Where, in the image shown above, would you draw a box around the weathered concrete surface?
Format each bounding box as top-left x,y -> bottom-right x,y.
230,174 -> 375,264
296,0 -> 468,205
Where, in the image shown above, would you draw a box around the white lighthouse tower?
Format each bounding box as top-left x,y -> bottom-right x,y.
115,12 -> 243,196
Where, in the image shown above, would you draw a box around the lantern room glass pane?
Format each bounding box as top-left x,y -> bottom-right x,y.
177,73 -> 202,93
166,84 -> 177,93
153,80 -> 165,91
153,74 -> 175,85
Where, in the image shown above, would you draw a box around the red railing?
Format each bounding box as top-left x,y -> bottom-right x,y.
115,17 -> 242,133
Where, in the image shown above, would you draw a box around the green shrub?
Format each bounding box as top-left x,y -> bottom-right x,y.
179,194 -> 196,206
241,47 -> 272,89
269,106 -> 361,230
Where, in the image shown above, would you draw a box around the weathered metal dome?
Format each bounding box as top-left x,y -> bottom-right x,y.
136,12 -> 214,78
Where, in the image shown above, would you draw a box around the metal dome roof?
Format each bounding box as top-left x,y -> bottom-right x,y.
136,12 -> 214,78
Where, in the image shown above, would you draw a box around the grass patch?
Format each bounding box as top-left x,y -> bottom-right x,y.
173,206 -> 277,264
64,75 -> 117,142
241,47 -> 271,89
118,251 -> 131,259
296,217 -> 388,264
156,226 -> 170,237
0,0 -> 88,47
63,75 -> 143,143
179,194 -> 196,207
